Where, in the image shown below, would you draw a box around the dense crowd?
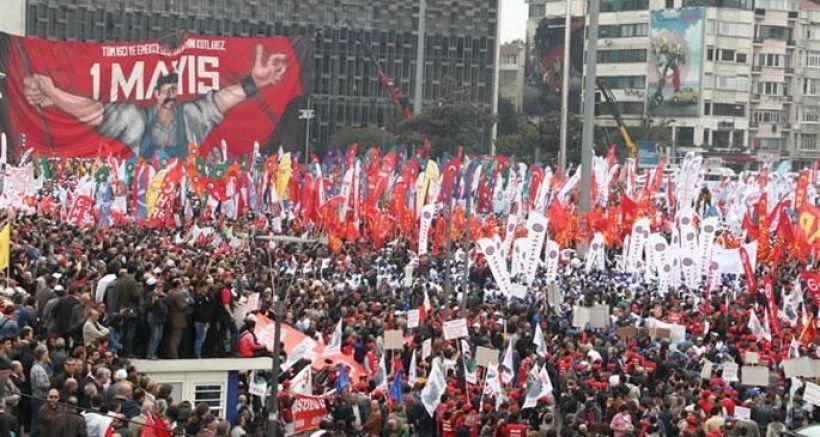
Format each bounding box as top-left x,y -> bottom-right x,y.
0,205 -> 817,437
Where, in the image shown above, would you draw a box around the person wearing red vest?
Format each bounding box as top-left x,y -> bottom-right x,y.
237,317 -> 269,358
501,412 -> 529,437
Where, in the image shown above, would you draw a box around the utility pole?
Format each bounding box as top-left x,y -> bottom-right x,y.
490,0 -> 503,155
414,0 -> 426,115
578,0 -> 599,257
558,0 -> 572,171
299,96 -> 314,161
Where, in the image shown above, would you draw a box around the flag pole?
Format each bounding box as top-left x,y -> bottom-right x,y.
478,363 -> 491,409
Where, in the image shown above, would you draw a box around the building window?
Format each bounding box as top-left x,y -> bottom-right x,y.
528,4 -> 546,18
755,0 -> 798,11
806,24 -> 820,40
799,134 -> 818,150
713,103 -> 745,116
804,78 -> 820,96
600,0 -> 650,12
759,138 -> 786,150
707,48 -> 714,61
195,384 -> 224,416
598,75 -> 646,89
706,19 -> 716,35
600,24 -> 649,38
736,53 -> 747,64
683,0 -> 753,10
802,107 -> 820,123
597,101 -> 644,115
720,49 -> 736,62
753,110 -> 786,123
757,25 -> 790,41
805,51 -> 820,68
597,49 -> 647,63
715,75 -> 748,91
666,0 -> 675,8
757,53 -> 785,67
718,22 -> 752,38
755,81 -> 785,96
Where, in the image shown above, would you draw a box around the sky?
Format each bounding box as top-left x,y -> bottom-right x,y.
500,0 -> 529,43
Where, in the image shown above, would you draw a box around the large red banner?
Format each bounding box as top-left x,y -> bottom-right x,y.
0,32 -> 311,159
288,394 -> 328,435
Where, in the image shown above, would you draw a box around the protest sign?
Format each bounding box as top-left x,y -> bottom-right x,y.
741,366 -> 769,387
475,346 -> 500,368
443,319 -> 469,340
383,330 -> 404,350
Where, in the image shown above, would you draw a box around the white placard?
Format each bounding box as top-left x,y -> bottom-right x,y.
406,309 -> 420,329
249,380 -> 267,397
422,338 -> 432,360
741,366 -> 769,387
246,293 -> 260,311
734,406 -> 751,421
722,362 -> 739,382
700,360 -> 713,380
572,306 -> 590,329
804,382 -> 820,407
744,352 -> 759,365
783,359 -> 801,378
443,318 -> 469,340
589,305 -> 610,329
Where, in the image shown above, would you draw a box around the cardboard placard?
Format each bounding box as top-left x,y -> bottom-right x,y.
797,357 -> 815,377
741,366 -> 769,387
804,382 -> 820,407
383,330 -> 404,350
547,282 -> 561,306
722,362 -> 739,382
246,293 -> 260,311
589,305 -> 610,329
650,327 -> 671,339
406,309 -> 420,329
618,326 -> 638,341
744,352 -> 759,365
783,359 -> 801,379
572,306 -> 590,328
443,318 -> 469,340
475,346 -> 500,368
734,406 -> 751,421
700,360 -> 713,380
422,338 -> 432,360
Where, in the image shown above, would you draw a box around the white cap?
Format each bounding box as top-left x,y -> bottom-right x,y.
114,369 -> 128,380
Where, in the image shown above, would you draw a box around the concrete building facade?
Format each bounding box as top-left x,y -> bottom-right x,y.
19,0 -> 498,149
532,0 -> 820,168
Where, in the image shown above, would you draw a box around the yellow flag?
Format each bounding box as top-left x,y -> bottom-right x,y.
146,168 -> 167,216
276,152 -> 292,200
0,222 -> 10,271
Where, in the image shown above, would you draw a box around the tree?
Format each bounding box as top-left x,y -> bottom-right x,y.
497,97 -> 520,137
396,80 -> 495,156
328,126 -> 397,152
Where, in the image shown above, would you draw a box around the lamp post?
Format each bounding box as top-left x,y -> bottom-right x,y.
299,97 -> 314,160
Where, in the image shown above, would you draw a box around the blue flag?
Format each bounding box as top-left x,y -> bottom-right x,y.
335,364 -> 350,393
389,370 -> 403,404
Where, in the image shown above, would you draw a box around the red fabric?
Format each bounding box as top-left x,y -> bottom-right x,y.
220,287 -> 231,306
6,34 -> 305,158
237,330 -> 267,357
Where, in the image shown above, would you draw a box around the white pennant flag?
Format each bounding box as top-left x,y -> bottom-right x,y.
420,359 -> 446,417
522,365 -> 555,409
290,365 -> 312,396
747,311 -> 769,341
324,319 -> 343,356
461,339 -> 478,384
408,349 -> 418,387
483,363 -> 502,397
375,353 -> 388,393
418,204 -> 435,255
500,339 -> 515,385
533,323 -> 547,357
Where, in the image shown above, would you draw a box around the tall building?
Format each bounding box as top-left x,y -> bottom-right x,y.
531,0 -> 820,169
499,40 -> 526,110
19,0 -> 498,150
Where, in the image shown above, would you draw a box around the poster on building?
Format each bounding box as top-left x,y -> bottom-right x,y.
523,16 -> 585,118
646,8 -> 704,118
0,32 -> 312,159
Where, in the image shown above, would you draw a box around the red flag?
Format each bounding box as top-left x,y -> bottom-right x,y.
758,193 -> 769,262
762,276 -> 780,337
739,246 -> 757,295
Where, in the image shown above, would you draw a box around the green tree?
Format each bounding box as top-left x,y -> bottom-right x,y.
497,97 -> 520,136
396,80 -> 494,156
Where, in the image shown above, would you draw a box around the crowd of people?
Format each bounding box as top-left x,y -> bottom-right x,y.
0,195 -> 817,437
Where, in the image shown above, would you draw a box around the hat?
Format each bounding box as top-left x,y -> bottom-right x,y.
145,276 -> 157,286
53,285 -> 65,292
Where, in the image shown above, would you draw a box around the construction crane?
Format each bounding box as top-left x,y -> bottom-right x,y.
596,79 -> 637,159
346,20 -> 415,120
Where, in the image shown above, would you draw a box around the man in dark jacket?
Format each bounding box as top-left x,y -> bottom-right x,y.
45,402 -> 87,437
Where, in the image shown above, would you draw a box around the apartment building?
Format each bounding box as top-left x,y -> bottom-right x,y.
531,0 -> 820,168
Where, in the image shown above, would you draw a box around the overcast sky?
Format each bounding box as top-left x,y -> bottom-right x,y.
500,0 -> 529,43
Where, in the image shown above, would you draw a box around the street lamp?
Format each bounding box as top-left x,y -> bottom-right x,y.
299,96 -> 315,160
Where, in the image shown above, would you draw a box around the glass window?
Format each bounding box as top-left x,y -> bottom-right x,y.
802,134 -> 818,150
720,49 -> 735,62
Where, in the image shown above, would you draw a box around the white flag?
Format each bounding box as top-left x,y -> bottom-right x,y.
522,365 -> 554,409
747,311 -> 770,341
420,359 -> 446,417
324,319 -> 343,356
483,363 -> 502,397
290,365 -> 312,396
501,339 -> 515,385
376,353 -> 388,393
408,350 -> 418,387
461,339 -> 477,384
533,323 -> 547,357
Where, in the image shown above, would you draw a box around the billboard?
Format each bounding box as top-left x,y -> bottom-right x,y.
646,8 -> 704,118
523,16 -> 585,117
0,32 -> 312,159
